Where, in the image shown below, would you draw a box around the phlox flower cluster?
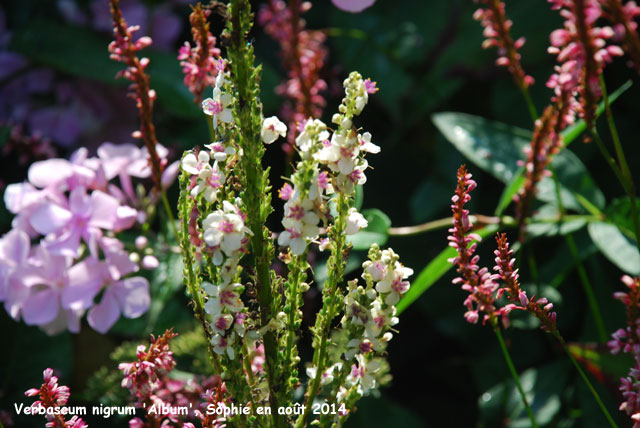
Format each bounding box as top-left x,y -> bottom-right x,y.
473,0 -> 534,91
178,3 -> 222,103
547,0 -> 623,126
608,275 -> 640,426
258,0 -> 329,154
0,142 -> 176,334
25,368 -> 87,428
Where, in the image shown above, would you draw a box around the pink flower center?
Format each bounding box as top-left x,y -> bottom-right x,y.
218,220 -> 235,234
215,316 -> 229,331
219,289 -> 237,307
288,204 -> 305,220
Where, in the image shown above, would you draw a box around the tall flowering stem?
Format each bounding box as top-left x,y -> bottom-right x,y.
449,166 -> 619,428
473,0 -> 537,120
25,369 -> 88,428
514,97 -> 569,237
177,170 -> 223,375
448,165 -> 538,426
448,165 -> 505,325
179,3 -> 222,103
225,0 -> 284,425
494,233 -> 559,331
109,0 -> 163,191
547,0 -> 622,130
258,0 -> 328,155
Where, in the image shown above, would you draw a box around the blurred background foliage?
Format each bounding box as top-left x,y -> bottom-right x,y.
1,0 -> 639,426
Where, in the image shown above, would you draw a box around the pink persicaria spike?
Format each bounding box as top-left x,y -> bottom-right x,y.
493,233 -> 558,332
513,98 -> 569,236
546,0 -> 623,130
448,165 -> 506,326
473,0 -> 534,91
108,0 -> 163,191
25,368 -> 88,428
608,275 -> 640,425
178,3 -> 222,103
601,0 -> 640,72
258,0 -> 329,157
119,329 -> 178,402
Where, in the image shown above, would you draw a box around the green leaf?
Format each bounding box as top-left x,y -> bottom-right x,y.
496,169 -> 524,216
526,204 -> 588,238
347,208 -> 392,250
409,177 -> 454,223
432,112 -> 605,212
588,221 -> 640,275
432,112 -> 528,183
605,197 -> 640,239
479,362 -> 568,427
396,224 -> 499,314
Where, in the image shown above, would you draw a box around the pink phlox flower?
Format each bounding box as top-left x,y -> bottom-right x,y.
332,0 -> 376,13
29,187 -> 122,258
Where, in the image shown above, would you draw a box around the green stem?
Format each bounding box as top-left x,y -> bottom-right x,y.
226,1 -> 283,425
556,333 -> 619,428
599,76 -> 640,252
284,253 -> 305,396
549,167 -> 607,342
178,178 -> 222,374
296,193 -> 350,428
493,325 -> 539,428
521,86 -> 538,124
591,130 -> 627,189
160,190 -> 180,245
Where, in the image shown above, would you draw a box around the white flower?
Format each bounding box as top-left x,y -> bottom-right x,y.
202,72 -> 233,129
206,141 -> 236,162
306,362 -> 342,386
278,190 -> 322,255
359,132 -> 380,154
211,313 -> 234,333
363,260 -> 386,282
261,116 -> 287,144
296,119 -> 329,154
211,333 -> 235,360
345,208 -> 368,235
203,281 -> 244,315
202,201 -> 249,259
366,300 -> 399,337
348,354 -> 380,394
181,151 -> 210,175
190,161 -> 225,203
375,263 -> 413,306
